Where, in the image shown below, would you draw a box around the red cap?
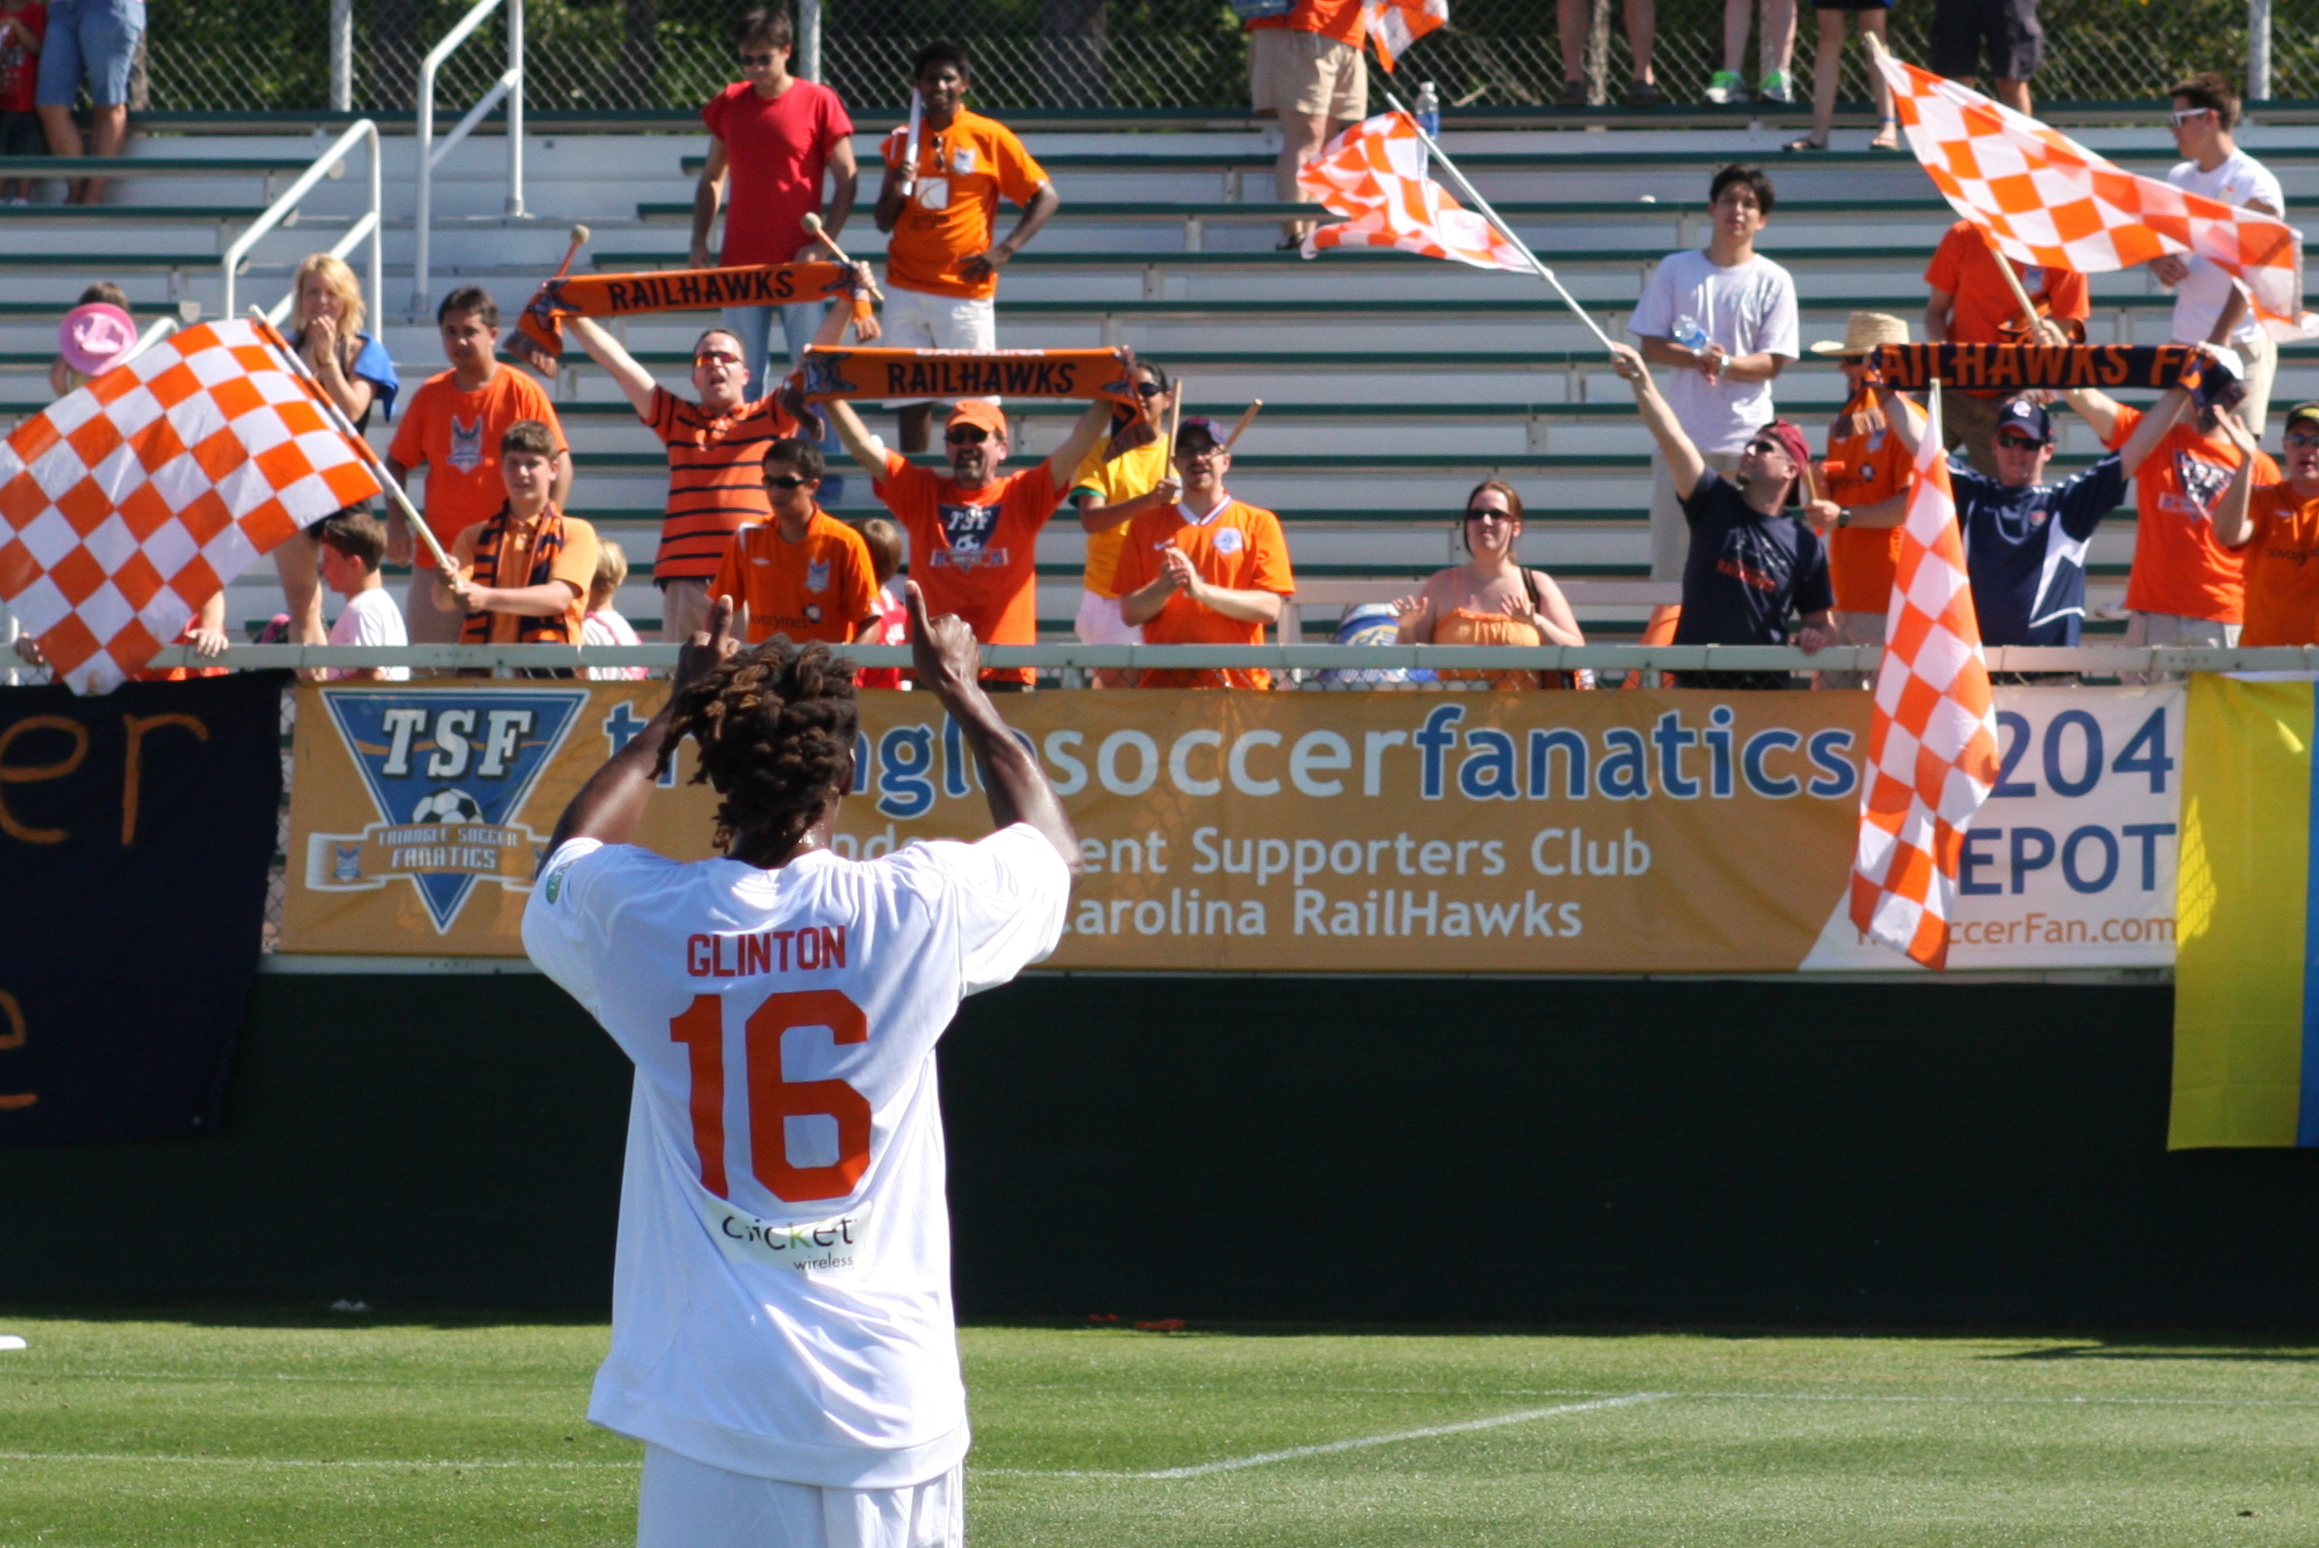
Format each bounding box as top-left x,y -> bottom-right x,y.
1764,419 -> 1813,480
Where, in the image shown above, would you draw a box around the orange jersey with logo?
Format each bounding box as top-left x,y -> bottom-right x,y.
646,387 -> 801,584
386,366 -> 566,569
873,450 -> 1058,683
1821,390 -> 1925,613
711,510 -> 879,645
879,109 -> 1049,301
2240,481 -> 2319,646
2109,404 -> 2278,624
1112,495 -> 1295,689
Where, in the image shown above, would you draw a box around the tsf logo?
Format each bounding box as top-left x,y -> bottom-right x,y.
2166,450 -> 2233,520
305,689 -> 589,932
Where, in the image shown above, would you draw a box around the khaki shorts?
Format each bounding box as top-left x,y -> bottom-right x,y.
1817,607 -> 1886,690
1250,27 -> 1366,120
2121,609 -> 2238,683
659,576 -> 711,643
404,568 -> 463,644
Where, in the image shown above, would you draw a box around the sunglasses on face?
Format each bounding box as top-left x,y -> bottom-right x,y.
2287,431 -> 2319,448
1743,437 -> 1786,458
2170,106 -> 2215,124
1134,382 -> 1165,398
695,351 -> 742,368
946,428 -> 991,445
738,51 -> 778,65
1995,433 -> 2046,451
764,474 -> 813,490
1464,508 -> 1511,523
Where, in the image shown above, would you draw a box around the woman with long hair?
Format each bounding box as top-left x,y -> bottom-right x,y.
1391,478 -> 1586,688
275,254 -> 399,644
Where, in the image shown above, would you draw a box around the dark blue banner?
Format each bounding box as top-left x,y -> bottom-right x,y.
0,671 -> 288,1145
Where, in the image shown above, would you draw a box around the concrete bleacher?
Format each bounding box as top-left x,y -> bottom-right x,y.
6,114 -> 2319,641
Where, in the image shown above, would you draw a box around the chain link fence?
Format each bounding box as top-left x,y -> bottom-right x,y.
145,0 -> 2300,114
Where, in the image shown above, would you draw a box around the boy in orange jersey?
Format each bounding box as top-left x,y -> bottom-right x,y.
2214,402 -> 2319,646
2046,322 -> 2275,673
1804,313 -> 1926,688
825,392 -> 1112,686
563,273 -> 869,643
441,420 -> 601,653
711,438 -> 881,645
872,40 -> 1060,452
388,287 -> 570,644
1114,416 -> 1296,689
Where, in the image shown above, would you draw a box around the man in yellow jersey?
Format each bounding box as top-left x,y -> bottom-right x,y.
1070,362 -> 1178,653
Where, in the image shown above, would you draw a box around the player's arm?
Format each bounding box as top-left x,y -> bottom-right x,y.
567,316 -> 660,419
906,581 -> 1078,871
546,596 -> 740,856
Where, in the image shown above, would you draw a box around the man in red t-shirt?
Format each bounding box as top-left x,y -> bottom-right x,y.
0,0 -> 47,200
824,393 -> 1111,685
691,7 -> 857,498
1923,219 -> 2090,478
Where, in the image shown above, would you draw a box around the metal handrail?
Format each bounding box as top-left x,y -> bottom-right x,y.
411,0 -> 525,316
135,643 -> 2319,674
219,119 -> 382,331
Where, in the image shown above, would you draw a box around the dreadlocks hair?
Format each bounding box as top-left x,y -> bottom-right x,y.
656,639 -> 860,856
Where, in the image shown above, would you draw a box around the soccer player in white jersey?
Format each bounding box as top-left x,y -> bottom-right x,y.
524,587 -> 1078,1548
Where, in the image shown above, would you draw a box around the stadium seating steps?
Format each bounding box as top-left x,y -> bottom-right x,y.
7,112 -> 2318,637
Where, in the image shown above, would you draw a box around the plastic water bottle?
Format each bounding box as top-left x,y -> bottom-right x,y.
1414,81 -> 1440,138
1672,315 -> 1710,350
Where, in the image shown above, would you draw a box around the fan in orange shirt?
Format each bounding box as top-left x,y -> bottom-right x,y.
1113,417 -> 1296,689
2214,401 -> 2319,647
823,391 -> 1114,685
1923,220 -> 2091,477
1802,312 -> 1926,688
871,41 -> 1060,454
711,438 -> 881,646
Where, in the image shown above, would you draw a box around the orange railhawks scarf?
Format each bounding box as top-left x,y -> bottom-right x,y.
801,346 -> 1147,417
515,264 -> 865,357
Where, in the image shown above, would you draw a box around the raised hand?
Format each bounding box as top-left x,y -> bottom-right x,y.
904,579 -> 982,701
678,594 -> 740,689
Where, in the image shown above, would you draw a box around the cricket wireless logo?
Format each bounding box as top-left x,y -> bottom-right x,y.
306,690 -> 590,932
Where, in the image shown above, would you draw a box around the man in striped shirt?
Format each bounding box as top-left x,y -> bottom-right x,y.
569,305 -> 855,641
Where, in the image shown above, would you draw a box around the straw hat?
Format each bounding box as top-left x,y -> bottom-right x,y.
1808,311 -> 1911,357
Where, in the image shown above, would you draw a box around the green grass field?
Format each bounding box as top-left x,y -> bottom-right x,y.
1,1312 -> 2314,1546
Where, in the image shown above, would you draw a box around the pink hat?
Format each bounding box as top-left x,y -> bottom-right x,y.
59,302 -> 137,378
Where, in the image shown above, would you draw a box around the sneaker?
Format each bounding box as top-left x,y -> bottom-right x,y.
1756,69 -> 1793,104
1704,69 -> 1744,105
1624,78 -> 1663,107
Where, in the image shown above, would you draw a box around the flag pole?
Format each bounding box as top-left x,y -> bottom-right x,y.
248,309 -> 454,572
1376,85 -> 1620,356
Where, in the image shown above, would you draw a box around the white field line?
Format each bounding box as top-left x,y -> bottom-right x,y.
0,1451 -> 634,1470
977,1392 -> 1671,1480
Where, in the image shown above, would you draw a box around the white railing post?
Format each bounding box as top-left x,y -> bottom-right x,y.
505,0 -> 526,217
413,55 -> 438,314
799,0 -> 823,81
2249,0 -> 2273,105
330,0 -> 354,111
223,120 -> 380,328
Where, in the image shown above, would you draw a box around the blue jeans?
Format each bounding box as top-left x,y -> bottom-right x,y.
721,299 -> 845,506
38,0 -> 145,107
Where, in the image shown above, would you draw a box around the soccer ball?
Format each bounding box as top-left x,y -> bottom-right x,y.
411,788 -> 485,826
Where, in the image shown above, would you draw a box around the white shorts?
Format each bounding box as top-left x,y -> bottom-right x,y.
1075,589 -> 1144,645
880,287 -> 997,406
636,1445 -> 963,1548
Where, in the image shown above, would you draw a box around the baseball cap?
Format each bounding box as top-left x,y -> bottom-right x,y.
1174,415 -> 1224,453
1995,397 -> 2053,444
1755,418 -> 1812,474
945,400 -> 1008,439
2282,401 -> 2319,433
58,302 -> 137,378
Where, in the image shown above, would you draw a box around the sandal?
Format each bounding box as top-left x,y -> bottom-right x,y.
1783,134 -> 1829,152
1869,116 -> 1900,150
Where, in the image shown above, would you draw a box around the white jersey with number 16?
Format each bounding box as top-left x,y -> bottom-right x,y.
523,824 -> 1070,1491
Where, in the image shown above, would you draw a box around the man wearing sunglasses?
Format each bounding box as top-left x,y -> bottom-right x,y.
1609,341 -> 1831,688
2152,72 -> 2283,438
2212,402 -> 2319,647
566,290 -> 866,643
824,392 -> 1113,685
711,438 -> 880,646
692,9 -> 858,428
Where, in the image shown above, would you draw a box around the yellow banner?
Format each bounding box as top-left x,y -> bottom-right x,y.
282,682 -> 1873,971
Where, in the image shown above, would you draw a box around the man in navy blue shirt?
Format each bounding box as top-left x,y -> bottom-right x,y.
1611,340 -> 1833,686
1868,391 -> 2189,645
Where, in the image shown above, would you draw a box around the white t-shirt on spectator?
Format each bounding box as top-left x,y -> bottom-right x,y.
1630,248 -> 1800,454
522,824 -> 1070,1489
326,586 -> 408,680
2168,149 -> 2284,347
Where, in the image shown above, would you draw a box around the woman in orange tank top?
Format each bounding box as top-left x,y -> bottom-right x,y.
1390,479 -> 1585,688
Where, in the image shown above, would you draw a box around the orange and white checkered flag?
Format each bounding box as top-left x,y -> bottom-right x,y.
1297,111 -> 1530,272
0,319 -> 379,694
1364,0 -> 1447,73
1848,387 -> 2001,970
1876,50 -> 2319,339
